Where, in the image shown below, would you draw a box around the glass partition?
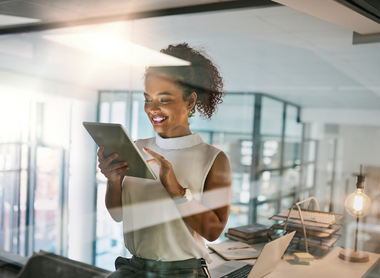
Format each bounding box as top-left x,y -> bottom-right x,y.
3,2 -> 378,275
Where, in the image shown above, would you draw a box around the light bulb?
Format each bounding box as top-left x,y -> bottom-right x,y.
345,188 -> 372,218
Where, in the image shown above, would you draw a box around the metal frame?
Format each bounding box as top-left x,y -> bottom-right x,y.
334,0 -> 380,25
249,94 -> 304,223
0,0 -> 280,35
328,138 -> 338,212
297,122 -> 318,202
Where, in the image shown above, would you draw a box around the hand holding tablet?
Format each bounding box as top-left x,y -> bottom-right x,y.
83,122 -> 157,180
97,147 -> 129,182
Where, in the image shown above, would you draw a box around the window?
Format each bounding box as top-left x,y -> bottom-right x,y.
0,99 -> 70,258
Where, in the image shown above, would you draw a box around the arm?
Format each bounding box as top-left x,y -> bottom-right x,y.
143,147 -> 231,242
105,178 -> 124,222
178,152 -> 231,241
98,146 -> 129,222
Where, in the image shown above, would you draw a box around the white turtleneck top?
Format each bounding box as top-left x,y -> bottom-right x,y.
121,133 -> 221,263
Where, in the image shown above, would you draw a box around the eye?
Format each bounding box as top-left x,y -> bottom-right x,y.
160,99 -> 171,103
144,99 -> 152,103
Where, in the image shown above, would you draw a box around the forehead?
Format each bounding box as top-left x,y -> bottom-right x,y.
145,74 -> 183,94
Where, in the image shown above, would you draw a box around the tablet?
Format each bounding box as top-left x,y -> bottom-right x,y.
83,122 -> 157,180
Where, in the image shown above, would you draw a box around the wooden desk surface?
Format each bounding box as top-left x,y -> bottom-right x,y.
209,247 -> 380,278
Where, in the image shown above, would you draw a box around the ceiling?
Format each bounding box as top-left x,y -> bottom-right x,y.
0,0 -> 223,23
0,0 -> 380,109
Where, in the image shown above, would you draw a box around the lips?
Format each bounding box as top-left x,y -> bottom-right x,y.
151,115 -> 168,124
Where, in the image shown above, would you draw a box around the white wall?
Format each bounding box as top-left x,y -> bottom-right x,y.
302,108 -> 380,127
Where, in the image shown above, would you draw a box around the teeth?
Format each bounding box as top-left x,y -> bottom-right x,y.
152,116 -> 167,122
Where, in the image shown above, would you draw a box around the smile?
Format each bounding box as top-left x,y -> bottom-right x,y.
152,116 -> 168,124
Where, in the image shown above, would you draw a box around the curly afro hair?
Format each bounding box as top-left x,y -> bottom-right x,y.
144,43 -> 225,120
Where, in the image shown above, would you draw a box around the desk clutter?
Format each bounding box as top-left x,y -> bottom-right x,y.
208,223 -> 279,260
219,197 -> 343,267
293,252 -> 314,265
225,223 -> 277,244
269,197 -> 343,252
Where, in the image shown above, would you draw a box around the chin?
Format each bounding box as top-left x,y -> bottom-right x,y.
152,125 -> 164,134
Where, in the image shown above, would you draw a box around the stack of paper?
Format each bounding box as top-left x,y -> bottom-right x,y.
269,207 -> 343,251
270,209 -> 342,228
271,223 -> 342,238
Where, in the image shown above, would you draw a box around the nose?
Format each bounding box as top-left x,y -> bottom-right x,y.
145,100 -> 161,114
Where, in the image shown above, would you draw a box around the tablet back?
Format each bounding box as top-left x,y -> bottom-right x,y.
83,122 -> 157,180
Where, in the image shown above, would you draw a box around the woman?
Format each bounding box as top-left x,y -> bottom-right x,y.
98,43 -> 231,277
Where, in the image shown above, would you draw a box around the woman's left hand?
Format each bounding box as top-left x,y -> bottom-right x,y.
143,147 -> 184,198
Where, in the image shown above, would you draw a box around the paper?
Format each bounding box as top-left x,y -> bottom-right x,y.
207,240 -> 265,260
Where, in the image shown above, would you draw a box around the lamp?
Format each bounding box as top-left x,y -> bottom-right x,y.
339,165 -> 372,262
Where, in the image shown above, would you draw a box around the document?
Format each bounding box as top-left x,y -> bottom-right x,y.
207,240 -> 265,260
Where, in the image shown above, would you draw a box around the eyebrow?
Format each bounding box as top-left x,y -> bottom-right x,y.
144,92 -> 173,97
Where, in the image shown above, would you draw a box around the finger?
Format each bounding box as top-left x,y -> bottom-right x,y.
105,153 -> 119,164
143,147 -> 164,161
109,162 -> 128,171
114,165 -> 129,174
146,159 -> 158,165
97,146 -> 106,160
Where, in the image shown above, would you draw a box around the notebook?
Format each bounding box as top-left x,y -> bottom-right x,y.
207,240 -> 266,260
227,223 -> 272,239
209,231 -> 295,278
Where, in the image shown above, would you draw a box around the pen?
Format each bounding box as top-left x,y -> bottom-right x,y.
227,246 -> 250,250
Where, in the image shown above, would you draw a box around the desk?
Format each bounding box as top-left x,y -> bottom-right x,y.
209,247 -> 380,278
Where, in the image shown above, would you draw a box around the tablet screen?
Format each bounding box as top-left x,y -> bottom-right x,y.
83,122 -> 157,180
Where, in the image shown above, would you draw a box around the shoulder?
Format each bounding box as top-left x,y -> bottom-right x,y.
211,151 -> 230,171
194,142 -> 229,171
196,141 -> 222,156
204,150 -> 231,192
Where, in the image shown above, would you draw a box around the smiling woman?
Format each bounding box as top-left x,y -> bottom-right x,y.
144,74 -> 196,138
97,43 -> 231,278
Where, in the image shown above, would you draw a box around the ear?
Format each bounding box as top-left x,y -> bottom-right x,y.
187,92 -> 197,111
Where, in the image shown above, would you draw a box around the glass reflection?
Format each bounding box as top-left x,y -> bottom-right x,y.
34,147 -> 61,254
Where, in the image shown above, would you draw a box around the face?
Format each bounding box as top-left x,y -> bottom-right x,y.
144,74 -> 196,138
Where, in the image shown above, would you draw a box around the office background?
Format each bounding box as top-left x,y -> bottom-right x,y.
0,0 -> 380,272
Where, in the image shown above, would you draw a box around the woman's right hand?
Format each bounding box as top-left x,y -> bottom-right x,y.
97,146 -> 129,183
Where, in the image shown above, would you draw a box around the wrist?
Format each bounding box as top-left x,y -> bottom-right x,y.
107,179 -> 122,189
171,186 -> 186,199
173,188 -> 193,204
